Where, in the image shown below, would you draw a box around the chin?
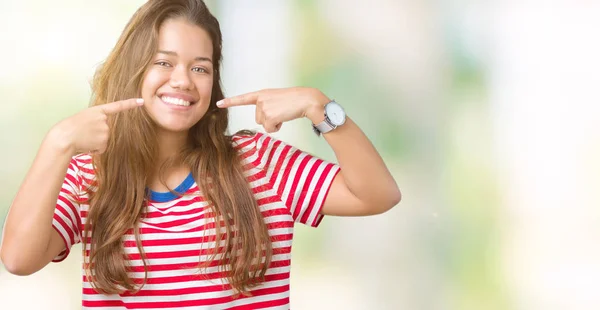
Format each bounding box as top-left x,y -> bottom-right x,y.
155,121 -> 198,133
144,104 -> 209,134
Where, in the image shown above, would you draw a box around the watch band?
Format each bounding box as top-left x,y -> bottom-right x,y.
312,118 -> 336,136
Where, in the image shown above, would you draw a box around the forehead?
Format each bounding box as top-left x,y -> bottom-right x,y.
157,18 -> 213,58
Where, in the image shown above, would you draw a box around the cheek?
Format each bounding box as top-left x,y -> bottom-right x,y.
141,71 -> 166,96
193,78 -> 214,103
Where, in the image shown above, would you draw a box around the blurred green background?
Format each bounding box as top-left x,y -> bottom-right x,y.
1,1 -> 599,309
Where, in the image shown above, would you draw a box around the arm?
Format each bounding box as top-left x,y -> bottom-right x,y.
1,131 -> 75,275
217,87 -> 401,217
1,98 -> 144,275
304,91 -> 401,216
314,118 -> 401,216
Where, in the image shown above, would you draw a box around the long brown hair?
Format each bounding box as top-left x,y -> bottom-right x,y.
83,0 -> 272,295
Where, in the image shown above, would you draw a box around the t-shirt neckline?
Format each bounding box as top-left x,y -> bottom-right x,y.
148,172 -> 195,202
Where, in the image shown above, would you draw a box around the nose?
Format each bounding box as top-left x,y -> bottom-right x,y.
169,65 -> 193,90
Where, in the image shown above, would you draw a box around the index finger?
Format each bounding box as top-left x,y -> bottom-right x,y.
217,91 -> 260,108
99,98 -> 144,114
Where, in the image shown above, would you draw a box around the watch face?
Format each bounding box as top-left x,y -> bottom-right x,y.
325,102 -> 346,126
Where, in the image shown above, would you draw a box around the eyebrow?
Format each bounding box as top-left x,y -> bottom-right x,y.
157,50 -> 212,63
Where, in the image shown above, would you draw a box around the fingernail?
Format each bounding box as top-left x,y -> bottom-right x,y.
136,98 -> 144,105
216,100 -> 224,107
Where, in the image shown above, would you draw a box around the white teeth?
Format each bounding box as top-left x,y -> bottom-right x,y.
161,96 -> 191,106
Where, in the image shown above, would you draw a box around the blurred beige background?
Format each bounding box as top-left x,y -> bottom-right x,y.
1,1 -> 599,309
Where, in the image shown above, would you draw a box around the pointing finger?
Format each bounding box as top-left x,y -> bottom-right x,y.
216,91 -> 260,108
99,98 -> 144,115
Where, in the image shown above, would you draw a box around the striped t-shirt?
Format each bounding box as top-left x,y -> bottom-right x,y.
52,132 -> 340,309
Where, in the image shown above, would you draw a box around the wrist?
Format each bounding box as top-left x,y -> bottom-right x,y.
46,124 -> 76,157
304,89 -> 330,124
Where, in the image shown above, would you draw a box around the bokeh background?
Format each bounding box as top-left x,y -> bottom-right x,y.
1,0 -> 599,309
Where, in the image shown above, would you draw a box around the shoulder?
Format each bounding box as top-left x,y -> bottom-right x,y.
231,131 -> 293,169
71,153 -> 93,169
232,129 -> 266,147
231,131 -> 265,164
68,153 -> 96,180
231,131 -> 292,154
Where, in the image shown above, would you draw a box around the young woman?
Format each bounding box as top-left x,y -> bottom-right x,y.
0,0 -> 400,308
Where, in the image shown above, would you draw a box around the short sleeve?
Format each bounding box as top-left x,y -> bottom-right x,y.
51,157 -> 83,262
236,132 -> 341,227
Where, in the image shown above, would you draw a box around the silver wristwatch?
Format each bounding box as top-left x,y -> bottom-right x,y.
312,100 -> 346,136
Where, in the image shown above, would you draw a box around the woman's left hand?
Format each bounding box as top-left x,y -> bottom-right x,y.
216,87 -> 329,133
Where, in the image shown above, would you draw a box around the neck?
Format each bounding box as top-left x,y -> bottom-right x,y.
156,129 -> 188,164
148,129 -> 191,192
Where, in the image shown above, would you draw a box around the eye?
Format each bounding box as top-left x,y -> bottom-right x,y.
192,67 -> 208,73
154,61 -> 171,67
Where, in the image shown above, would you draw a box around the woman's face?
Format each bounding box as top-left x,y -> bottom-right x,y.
141,18 -> 214,134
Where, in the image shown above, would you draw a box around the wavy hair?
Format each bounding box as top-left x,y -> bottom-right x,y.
83,0 -> 272,296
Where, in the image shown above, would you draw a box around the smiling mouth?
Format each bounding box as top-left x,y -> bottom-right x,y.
160,95 -> 196,107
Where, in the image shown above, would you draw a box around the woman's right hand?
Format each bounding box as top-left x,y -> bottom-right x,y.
47,98 -> 144,156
